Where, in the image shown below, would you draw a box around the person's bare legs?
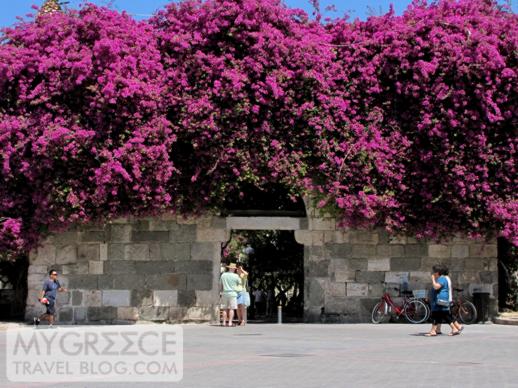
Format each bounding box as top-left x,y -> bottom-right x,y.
228,309 -> 234,326
222,310 -> 228,326
453,321 -> 464,332
236,305 -> 243,324
449,322 -> 460,336
425,324 -> 438,336
238,305 -> 246,325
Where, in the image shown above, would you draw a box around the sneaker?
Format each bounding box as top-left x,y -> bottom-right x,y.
33,317 -> 40,326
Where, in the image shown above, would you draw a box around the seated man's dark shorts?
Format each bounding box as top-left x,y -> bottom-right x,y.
46,299 -> 56,315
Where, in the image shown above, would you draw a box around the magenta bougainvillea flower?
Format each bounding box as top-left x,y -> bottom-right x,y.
0,0 -> 516,258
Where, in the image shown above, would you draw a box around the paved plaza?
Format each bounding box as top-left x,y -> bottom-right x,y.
1,323 -> 518,388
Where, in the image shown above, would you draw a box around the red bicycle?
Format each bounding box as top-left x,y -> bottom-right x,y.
372,287 -> 428,324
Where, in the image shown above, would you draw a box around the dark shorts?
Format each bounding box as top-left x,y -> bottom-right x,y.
431,309 -> 452,325
45,299 -> 56,315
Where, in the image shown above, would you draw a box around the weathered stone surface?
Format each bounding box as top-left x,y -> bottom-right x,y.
178,290 -> 196,307
367,258 -> 390,271
368,283 -> 385,297
160,243 -> 190,261
350,230 -> 379,244
30,245 -> 55,265
191,242 -> 219,261
134,261 -> 174,274
175,260 -> 212,274
99,243 -> 108,261
404,244 -> 427,257
71,290 -> 83,306
58,307 -> 73,322
355,271 -> 385,283
347,283 -> 368,297
56,292 -> 70,306
149,219 -> 179,231
89,261 -> 103,275
131,289 -> 153,307
67,275 -> 98,289
327,244 -> 352,259
451,245 -> 469,258
132,231 -> 169,242
102,290 -> 130,307
73,307 -> 87,321
56,245 -> 77,264
139,306 -> 169,321
104,260 -> 136,274
112,274 -> 145,289
325,282 -> 346,298
107,244 -> 124,260
309,218 -> 336,231
61,262 -> 88,275
88,306 -> 116,321
428,244 -> 450,258
117,307 -> 139,321
110,225 -> 132,242
81,231 -> 106,243
153,290 -> 178,307
97,275 -> 114,289
170,224 -> 197,242
196,228 -> 227,242
351,245 -> 377,258
307,278 -> 325,306
28,265 -> 48,275
385,271 -> 409,284
186,274 -> 212,290
78,244 -> 100,262
195,290 -> 219,306
469,244 -> 498,258
389,245 -> 405,258
306,260 -> 330,277
294,230 -> 312,245
391,257 -> 422,271
84,290 -> 102,307
227,217 -> 302,230
146,273 -> 187,290
347,258 -> 368,271
124,244 -> 149,261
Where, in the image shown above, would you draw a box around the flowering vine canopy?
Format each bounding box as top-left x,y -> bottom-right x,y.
0,0 -> 516,258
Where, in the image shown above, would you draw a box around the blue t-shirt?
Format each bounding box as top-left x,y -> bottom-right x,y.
42,278 -> 61,300
431,276 -> 449,311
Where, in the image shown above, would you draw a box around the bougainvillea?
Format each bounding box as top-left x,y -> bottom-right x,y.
0,0 -> 516,258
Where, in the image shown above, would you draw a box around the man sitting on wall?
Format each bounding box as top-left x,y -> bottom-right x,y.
220,263 -> 241,327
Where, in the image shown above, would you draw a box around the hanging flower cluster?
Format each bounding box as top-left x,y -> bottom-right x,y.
0,0 -> 516,258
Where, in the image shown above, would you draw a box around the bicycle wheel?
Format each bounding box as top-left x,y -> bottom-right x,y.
458,301 -> 477,324
403,299 -> 428,324
371,301 -> 390,324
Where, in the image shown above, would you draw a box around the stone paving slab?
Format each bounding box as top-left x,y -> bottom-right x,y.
1,323 -> 517,387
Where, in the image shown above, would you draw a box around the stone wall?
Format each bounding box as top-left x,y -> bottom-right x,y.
26,212 -> 498,324
26,215 -> 227,324
295,225 -> 498,323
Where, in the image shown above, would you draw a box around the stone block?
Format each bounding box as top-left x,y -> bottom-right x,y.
479,271 -> 498,284
56,245 -> 77,264
405,244 -> 427,257
346,283 -> 368,297
139,306 -> 169,321
168,307 -> 189,322
351,245 -> 376,258
294,230 -> 312,245
309,218 -> 336,231
327,244 -> 352,259
184,306 -> 215,321
226,217 -> 301,230
175,260 -> 212,274
27,274 -> 45,288
464,258 -> 494,271
306,278 -> 325,307
451,245 -> 469,258
110,225 -> 132,242
469,244 -> 498,258
391,257 -> 422,271
58,307 -> 73,322
376,245 -> 391,257
56,292 -> 70,306
124,244 -> 149,261
148,243 -> 160,260
132,219 -> 150,231
102,290 -> 131,307
67,275 -> 98,289
190,242 -> 219,261
96,275 -> 113,289
428,244 -> 450,258
178,290 -> 196,307
103,260 -> 137,274
134,261 -> 174,274
355,271 -> 385,283
350,230 -> 379,244
131,231 -> 169,242
389,245 -> 405,258
28,265 -> 48,275
409,271 -> 432,285
368,283 -> 385,297
89,261 -> 103,275
195,290 -> 219,306
389,235 -> 407,244
325,282 -> 346,297
186,274 -> 213,290
100,243 -> 108,261
368,258 -> 390,271
311,231 -> 325,246
324,296 -> 348,314
160,243 -> 191,261
149,218 -> 178,231
306,260 -> 330,277
153,290 -> 178,306
117,307 -> 139,321
131,289 -> 153,307
112,273 -> 145,289
72,290 -> 83,306
107,244 -> 124,260
77,244 -> 100,262
73,307 -> 87,321
61,263 -> 89,275
196,228 -> 227,242
146,273 -> 187,290
347,258 -> 368,271
81,231 -> 106,243
88,306 -> 116,321
385,271 -> 409,284
170,225 -> 197,242
84,290 -> 102,307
